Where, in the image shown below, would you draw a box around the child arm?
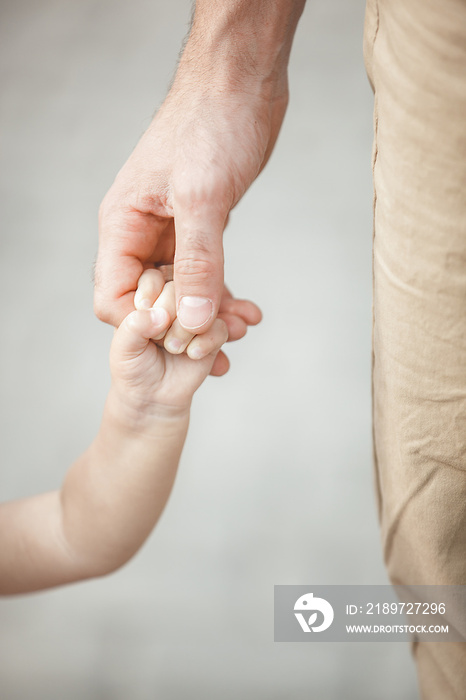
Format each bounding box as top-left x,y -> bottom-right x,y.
0,295 -> 228,594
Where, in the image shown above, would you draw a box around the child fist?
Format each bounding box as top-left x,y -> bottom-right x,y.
109,279 -> 228,415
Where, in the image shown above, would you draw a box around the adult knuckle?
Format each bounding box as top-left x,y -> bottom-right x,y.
174,170 -> 231,214
93,293 -> 108,322
98,191 -> 116,225
174,255 -> 218,285
93,284 -> 112,323
173,179 -> 195,208
180,227 -> 214,256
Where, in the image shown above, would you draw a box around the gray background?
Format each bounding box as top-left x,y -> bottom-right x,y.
0,0 -> 419,698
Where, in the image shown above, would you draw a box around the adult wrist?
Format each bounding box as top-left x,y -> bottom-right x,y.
176,0 -> 305,98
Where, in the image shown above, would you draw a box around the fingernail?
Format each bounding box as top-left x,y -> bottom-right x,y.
177,296 -> 213,330
165,338 -> 182,353
150,308 -> 166,326
189,347 -> 204,360
134,289 -> 151,310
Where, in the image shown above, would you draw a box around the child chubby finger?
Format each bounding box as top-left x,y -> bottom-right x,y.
186,318 -> 229,360
139,278 -> 196,350
134,272 -> 179,343
111,307 -> 170,361
149,281 -> 178,340
163,318 -> 196,354
133,268 -> 165,310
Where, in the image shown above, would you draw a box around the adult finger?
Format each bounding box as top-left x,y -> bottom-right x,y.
94,252 -> 144,328
173,190 -> 227,334
219,286 -> 263,326
95,201 -> 169,327
219,298 -> 263,327
217,312 -> 248,342
210,350 -> 230,377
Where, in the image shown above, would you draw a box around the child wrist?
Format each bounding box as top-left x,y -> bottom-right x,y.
105,385 -> 191,436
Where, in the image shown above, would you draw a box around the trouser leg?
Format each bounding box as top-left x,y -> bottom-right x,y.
364,0 -> 466,696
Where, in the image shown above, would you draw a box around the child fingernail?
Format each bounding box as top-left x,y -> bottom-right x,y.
134,289 -> 151,309
189,347 -> 204,360
165,338 -> 182,353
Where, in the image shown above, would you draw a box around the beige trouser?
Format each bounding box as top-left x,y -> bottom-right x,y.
363,0 -> 466,697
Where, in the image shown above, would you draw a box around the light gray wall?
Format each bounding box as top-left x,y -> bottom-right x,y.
0,1 -> 419,698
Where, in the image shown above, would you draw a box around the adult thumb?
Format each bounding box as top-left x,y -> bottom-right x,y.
173,197 -> 226,333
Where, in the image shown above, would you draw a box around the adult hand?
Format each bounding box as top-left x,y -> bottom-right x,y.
94,0 -> 305,369
95,79 -> 286,326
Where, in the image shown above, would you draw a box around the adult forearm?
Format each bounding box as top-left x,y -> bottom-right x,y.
95,0 -> 305,332
178,0 -> 306,92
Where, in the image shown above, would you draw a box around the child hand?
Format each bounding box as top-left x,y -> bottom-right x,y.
109,280 -> 229,416
134,268 -> 262,376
